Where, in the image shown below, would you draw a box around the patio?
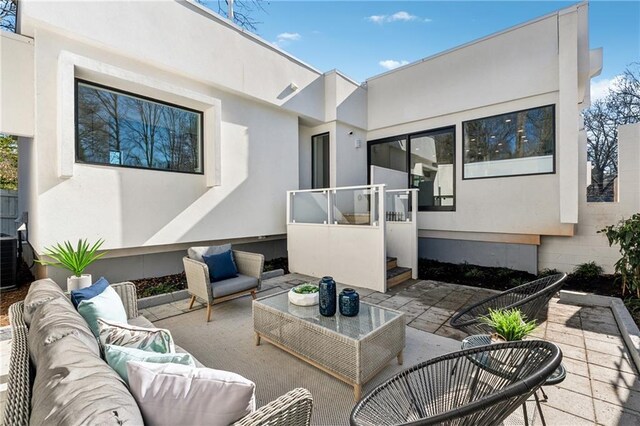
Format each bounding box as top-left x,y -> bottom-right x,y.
2,273 -> 639,424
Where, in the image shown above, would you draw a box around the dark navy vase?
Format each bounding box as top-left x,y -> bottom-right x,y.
339,288 -> 360,317
319,276 -> 336,317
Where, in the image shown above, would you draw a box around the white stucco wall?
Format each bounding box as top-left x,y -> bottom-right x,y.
365,5 -> 590,238
0,32 -> 34,137
20,7 -> 302,254
539,123 -> 640,273
20,1 -> 325,120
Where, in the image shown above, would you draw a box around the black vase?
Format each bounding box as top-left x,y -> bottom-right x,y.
319,276 -> 336,317
339,288 -> 360,317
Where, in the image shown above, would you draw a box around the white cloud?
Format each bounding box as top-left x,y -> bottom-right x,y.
277,32 -> 301,41
366,11 -> 430,24
591,75 -> 623,102
273,32 -> 301,48
389,11 -> 417,22
379,59 -> 409,70
367,15 -> 387,24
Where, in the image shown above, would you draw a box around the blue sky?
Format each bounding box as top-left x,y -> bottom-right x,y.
220,1 -> 639,99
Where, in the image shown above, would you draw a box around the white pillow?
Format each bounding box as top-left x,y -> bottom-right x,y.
127,361 -> 256,426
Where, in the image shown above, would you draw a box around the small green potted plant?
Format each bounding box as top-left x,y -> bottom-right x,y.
479,308 -> 537,343
36,239 -> 106,290
288,283 -> 320,306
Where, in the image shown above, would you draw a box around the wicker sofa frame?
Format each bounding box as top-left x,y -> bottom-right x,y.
449,273 -> 567,335
350,340 -> 562,426
183,250 -> 264,322
2,282 -> 312,426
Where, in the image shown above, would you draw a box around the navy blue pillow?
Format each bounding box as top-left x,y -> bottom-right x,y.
202,250 -> 238,282
70,276 -> 110,308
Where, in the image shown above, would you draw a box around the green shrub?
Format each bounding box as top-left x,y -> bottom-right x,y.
538,268 -> 561,278
600,213 -> 640,297
572,262 -> 604,281
480,308 -> 537,341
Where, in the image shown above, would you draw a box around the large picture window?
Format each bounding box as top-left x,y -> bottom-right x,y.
75,80 -> 203,174
463,105 -> 555,179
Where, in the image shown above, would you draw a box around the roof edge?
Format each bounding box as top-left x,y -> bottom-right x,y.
180,0 -> 323,76
366,1 -> 587,82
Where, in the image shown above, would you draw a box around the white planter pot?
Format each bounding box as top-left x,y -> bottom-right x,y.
288,288 -> 319,306
67,274 -> 92,291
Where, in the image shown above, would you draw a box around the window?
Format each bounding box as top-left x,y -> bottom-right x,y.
75,80 -> 203,174
463,105 -> 555,179
311,132 -> 330,189
410,127 -> 455,210
369,137 -> 408,173
368,127 -> 455,211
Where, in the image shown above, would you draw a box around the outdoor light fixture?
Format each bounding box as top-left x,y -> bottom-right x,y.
289,82 -> 299,91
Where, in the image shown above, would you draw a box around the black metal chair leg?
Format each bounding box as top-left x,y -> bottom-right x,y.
534,391 -> 547,426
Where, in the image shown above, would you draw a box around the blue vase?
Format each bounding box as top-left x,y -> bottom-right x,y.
319,276 -> 336,317
339,288 -> 360,317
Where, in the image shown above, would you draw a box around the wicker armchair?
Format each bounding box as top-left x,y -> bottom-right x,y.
3,282 -> 312,426
450,273 -> 567,335
350,340 -> 562,426
183,249 -> 264,322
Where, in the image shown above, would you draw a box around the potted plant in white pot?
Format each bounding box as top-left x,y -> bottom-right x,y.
288,283 -> 319,306
36,239 -> 106,290
479,308 -> 537,343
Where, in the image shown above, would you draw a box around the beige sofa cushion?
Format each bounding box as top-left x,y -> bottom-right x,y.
28,297 -> 100,366
30,333 -> 144,426
23,278 -> 66,325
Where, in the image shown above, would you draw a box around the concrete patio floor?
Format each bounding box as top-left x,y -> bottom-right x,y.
2,273 -> 639,425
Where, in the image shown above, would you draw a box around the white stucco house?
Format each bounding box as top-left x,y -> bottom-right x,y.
4,0 -> 631,289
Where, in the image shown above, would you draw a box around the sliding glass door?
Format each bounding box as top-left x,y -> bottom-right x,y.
368,126 -> 455,211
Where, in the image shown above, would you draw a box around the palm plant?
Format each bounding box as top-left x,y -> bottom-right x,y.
36,239 -> 106,277
479,308 -> 537,341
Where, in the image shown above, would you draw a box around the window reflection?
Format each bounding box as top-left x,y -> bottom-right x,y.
76,81 -> 203,174
410,128 -> 455,210
463,105 -> 554,179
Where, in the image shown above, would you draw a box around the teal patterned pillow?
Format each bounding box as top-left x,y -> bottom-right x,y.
98,319 -> 175,353
104,344 -> 195,384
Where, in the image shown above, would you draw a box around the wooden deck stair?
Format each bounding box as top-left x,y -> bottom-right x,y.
386,256 -> 412,288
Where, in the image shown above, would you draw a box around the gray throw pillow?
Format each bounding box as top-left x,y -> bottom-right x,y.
188,244 -> 232,264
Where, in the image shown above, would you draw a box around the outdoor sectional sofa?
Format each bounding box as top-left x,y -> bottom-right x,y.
3,279 -> 313,426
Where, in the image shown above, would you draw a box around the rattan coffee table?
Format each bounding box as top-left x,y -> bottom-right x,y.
253,290 -> 405,400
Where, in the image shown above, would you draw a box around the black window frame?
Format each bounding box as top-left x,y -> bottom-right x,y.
311,132 -> 330,189
367,125 -> 456,212
74,78 -> 205,175
461,104 -> 556,180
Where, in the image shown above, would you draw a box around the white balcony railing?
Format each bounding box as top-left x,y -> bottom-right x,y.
287,185 -> 418,293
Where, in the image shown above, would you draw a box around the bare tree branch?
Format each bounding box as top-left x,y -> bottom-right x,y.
0,0 -> 17,32
584,63 -> 640,201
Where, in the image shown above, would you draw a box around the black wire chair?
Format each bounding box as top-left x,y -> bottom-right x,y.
449,273 -> 567,335
350,340 -> 562,426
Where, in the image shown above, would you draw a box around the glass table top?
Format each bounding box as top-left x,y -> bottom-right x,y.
256,291 -> 403,340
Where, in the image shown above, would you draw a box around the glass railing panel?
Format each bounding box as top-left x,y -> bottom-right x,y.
332,187 -> 379,226
290,191 -> 329,224
385,190 -> 411,222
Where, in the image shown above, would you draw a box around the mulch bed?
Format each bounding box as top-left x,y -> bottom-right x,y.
0,259 -> 35,326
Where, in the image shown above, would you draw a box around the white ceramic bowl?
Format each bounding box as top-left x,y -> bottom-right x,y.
288,288 -> 319,306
